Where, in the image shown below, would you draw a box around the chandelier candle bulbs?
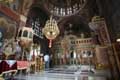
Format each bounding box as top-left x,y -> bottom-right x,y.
42,16 -> 60,48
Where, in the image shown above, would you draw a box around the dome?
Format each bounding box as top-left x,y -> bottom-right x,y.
45,0 -> 87,16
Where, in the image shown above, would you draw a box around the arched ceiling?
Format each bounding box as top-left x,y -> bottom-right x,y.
27,7 -> 48,25
26,0 -> 99,40
26,7 -> 49,42
58,15 -> 91,37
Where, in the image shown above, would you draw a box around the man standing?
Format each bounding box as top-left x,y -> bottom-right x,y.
44,54 -> 50,70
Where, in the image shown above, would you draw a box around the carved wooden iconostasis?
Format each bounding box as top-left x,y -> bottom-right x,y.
52,33 -> 96,65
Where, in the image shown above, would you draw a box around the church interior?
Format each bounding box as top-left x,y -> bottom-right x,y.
0,0 -> 120,80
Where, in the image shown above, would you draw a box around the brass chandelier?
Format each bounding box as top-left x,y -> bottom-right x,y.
42,16 -> 60,48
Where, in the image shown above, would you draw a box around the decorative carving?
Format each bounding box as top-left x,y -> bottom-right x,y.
95,46 -> 109,69
89,16 -> 111,45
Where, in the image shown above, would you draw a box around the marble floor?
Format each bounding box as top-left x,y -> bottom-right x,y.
5,65 -> 111,80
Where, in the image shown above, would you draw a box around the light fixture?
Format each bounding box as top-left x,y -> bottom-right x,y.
116,34 -> 120,42
42,16 -> 60,48
116,38 -> 120,42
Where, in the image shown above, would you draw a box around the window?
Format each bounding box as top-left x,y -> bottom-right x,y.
23,30 -> 28,37
29,32 -> 33,38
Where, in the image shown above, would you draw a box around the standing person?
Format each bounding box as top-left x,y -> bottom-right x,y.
73,50 -> 77,65
70,51 -> 74,64
44,54 -> 50,70
49,54 -> 53,68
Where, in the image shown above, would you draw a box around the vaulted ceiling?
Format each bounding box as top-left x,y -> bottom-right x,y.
26,0 -> 98,38
21,0 -> 120,42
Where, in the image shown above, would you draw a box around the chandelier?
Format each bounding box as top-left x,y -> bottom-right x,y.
42,16 -> 60,48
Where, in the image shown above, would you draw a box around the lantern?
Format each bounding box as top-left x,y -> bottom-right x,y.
17,27 -> 33,48
42,16 -> 60,48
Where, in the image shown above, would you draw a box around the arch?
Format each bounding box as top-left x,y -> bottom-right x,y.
59,15 -> 92,37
